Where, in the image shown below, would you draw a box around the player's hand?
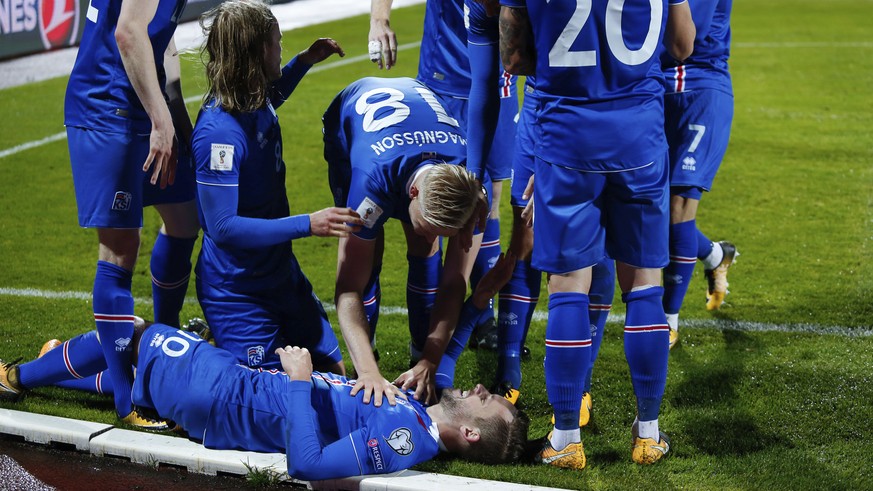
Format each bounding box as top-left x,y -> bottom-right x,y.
144,110 -> 177,189
472,251 -> 516,310
368,21 -> 397,69
350,370 -> 406,407
309,207 -> 363,238
393,360 -> 438,405
298,38 -> 345,65
521,174 -> 534,228
275,346 -> 313,382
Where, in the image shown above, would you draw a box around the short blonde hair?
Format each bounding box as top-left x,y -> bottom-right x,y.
200,0 -> 276,113
419,164 -> 480,230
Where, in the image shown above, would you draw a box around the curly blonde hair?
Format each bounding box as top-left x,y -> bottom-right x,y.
419,163 -> 481,230
200,0 -> 276,113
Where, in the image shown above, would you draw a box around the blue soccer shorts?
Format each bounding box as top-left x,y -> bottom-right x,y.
531,157 -> 670,274
664,88 -> 734,198
196,268 -> 342,371
67,126 -> 196,228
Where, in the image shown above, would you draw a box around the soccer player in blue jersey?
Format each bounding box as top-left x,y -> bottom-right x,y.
661,0 -> 738,349
323,76 -> 488,407
191,1 -> 362,374
369,0 -> 515,351
63,0 -> 201,428
0,262 -> 529,480
499,0 -> 694,467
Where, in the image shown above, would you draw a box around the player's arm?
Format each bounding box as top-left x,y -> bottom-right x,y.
335,234 -> 405,407
394,234 -> 483,404
665,0 -> 695,62
498,2 -> 535,76
163,38 -> 192,152
116,0 -> 175,188
369,0 -> 397,69
272,38 -> 345,109
465,3 -> 502,180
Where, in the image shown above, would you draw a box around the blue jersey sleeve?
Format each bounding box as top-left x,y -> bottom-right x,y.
194,110 -> 311,248
270,56 -> 312,110
465,0 -> 501,179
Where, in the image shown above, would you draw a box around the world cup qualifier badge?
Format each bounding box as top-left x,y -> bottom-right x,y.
39,0 -> 80,50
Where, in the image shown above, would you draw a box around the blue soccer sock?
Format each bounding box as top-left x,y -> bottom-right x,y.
407,251 -> 442,350
362,275 -> 381,345
93,260 -> 136,417
55,372 -> 113,395
663,220 -> 699,316
495,259 -> 541,389
435,298 -> 480,391
470,218 -> 501,316
697,228 -> 714,260
150,232 -> 196,327
622,286 -> 669,421
545,292 -> 590,431
584,259 -> 615,393
18,330 -> 107,389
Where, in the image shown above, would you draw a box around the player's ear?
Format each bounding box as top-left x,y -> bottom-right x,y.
460,425 -> 481,443
409,185 -> 420,199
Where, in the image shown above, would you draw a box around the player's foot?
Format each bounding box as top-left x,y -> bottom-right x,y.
535,432 -> 586,469
183,318 -> 214,345
704,241 -> 737,311
0,358 -> 24,401
631,421 -> 671,464
551,392 -> 593,427
668,329 -> 679,350
490,381 -> 520,405
38,339 -> 62,358
470,317 -> 498,351
121,408 -> 172,431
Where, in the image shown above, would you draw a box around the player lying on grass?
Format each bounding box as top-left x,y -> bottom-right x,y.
0,257 -> 528,481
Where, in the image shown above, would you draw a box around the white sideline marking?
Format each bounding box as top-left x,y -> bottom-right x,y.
2,286 -> 870,338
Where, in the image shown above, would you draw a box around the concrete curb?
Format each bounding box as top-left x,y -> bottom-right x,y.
0,409 -> 567,490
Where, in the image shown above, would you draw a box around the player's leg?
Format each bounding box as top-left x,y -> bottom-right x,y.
402,223 -> 443,363
607,161 -> 671,464
662,193 -> 700,348
530,159 -> 606,470
579,257 -> 615,426
281,263 -> 345,375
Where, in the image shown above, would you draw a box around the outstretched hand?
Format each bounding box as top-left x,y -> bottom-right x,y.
393,360 -> 438,405
298,38 -> 345,65
472,251 -> 517,310
350,370 -> 406,407
309,207 -> 363,238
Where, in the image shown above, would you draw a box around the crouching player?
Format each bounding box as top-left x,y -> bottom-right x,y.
0,259 -> 529,480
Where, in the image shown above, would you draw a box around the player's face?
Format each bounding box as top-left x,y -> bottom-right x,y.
408,199 -> 457,244
443,384 -> 516,423
263,22 -> 282,82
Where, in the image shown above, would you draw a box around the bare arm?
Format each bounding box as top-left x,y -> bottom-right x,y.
163,37 -> 192,152
116,0 -> 176,188
665,1 -> 696,62
335,234 -> 405,406
394,233 -> 483,404
369,0 -> 397,69
499,5 -> 536,76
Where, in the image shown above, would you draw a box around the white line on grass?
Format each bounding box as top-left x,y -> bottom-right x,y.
0,42 -> 422,161
3,286 -> 870,338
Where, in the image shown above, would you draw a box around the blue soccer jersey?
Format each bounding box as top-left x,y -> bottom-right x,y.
522,0 -> 684,171
661,0 -> 732,95
464,0 -> 518,180
64,0 -> 187,133
132,324 -> 440,481
322,77 -> 468,240
192,58 -> 313,292
418,0 -> 471,99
